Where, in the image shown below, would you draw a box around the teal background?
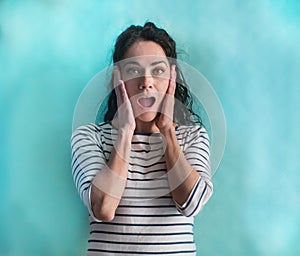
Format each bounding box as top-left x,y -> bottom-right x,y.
1,0 -> 299,255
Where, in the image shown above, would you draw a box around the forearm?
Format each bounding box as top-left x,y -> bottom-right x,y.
91,131 -> 132,221
162,128 -> 200,206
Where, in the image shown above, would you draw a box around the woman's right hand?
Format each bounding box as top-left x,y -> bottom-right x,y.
113,66 -> 136,135
90,67 -> 135,222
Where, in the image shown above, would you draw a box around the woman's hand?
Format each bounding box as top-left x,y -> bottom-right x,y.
113,66 -> 136,135
89,67 -> 135,222
156,65 -> 177,133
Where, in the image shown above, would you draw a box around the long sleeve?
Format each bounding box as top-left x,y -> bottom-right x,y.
71,123 -> 107,220
174,126 -> 213,217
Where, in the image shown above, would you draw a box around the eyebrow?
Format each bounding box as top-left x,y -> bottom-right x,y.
150,60 -> 168,66
123,60 -> 168,67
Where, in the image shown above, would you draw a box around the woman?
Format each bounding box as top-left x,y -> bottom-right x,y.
71,22 -> 213,255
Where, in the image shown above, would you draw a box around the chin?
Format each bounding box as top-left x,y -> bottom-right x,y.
136,112 -> 158,123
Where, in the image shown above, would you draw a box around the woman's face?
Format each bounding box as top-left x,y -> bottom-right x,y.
119,40 -> 171,124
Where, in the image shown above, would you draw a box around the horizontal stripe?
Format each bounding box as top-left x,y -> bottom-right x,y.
129,161 -> 166,168
131,140 -> 162,146
121,196 -> 170,200
91,221 -> 193,227
90,230 -> 193,236
71,149 -> 104,166
131,147 -> 164,153
129,153 -> 164,162
88,239 -> 194,246
128,169 -> 166,175
72,159 -> 102,178
127,177 -> 168,181
87,248 -> 196,255
125,186 -> 169,191
117,204 -> 174,209
114,213 -> 182,218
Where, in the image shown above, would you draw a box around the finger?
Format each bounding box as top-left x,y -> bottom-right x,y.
113,67 -> 124,107
161,94 -> 174,120
119,81 -> 129,103
113,66 -> 122,89
167,65 -> 177,95
160,65 -> 176,118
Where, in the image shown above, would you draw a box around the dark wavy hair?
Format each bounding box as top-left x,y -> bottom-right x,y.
104,21 -> 202,126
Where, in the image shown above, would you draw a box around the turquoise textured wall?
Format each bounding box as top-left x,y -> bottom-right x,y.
1,0 -> 299,255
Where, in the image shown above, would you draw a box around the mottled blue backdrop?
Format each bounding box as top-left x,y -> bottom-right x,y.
1,0 -> 299,255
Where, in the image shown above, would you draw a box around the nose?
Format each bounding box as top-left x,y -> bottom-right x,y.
139,74 -> 153,90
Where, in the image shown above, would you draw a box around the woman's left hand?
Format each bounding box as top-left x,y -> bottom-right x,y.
156,65 -> 177,133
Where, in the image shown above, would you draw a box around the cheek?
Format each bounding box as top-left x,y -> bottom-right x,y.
155,79 -> 170,106
124,84 -> 137,98
157,79 -> 169,94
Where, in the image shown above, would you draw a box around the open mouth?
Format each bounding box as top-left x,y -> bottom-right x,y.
137,96 -> 156,108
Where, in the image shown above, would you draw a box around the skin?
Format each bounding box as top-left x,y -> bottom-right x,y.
91,41 -> 200,221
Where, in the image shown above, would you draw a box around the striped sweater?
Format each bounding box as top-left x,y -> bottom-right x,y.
71,122 -> 213,255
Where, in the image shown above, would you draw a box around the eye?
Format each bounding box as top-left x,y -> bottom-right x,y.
126,67 -> 141,76
152,67 -> 165,76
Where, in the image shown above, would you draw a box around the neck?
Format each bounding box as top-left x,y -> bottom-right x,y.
135,119 -> 159,134
111,118 -> 160,134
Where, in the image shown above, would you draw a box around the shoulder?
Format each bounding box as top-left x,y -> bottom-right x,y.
71,122 -> 113,141
175,124 -> 209,140
176,125 -> 210,154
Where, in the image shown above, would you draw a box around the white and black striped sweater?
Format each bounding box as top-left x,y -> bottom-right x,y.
71,122 -> 213,255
